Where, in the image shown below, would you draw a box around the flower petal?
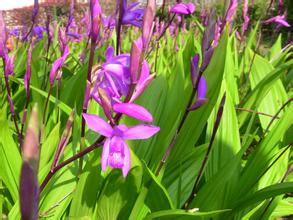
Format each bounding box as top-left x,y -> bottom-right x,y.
113,103 -> 153,122
122,142 -> 131,177
82,113 -> 113,137
123,125 -> 160,140
101,138 -> 110,172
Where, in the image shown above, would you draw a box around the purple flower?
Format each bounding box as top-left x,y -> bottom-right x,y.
83,113 -> 160,176
9,28 -> 20,37
33,26 -> 45,40
122,1 -> 144,27
264,14 -> 290,27
92,45 -> 152,104
170,3 -> 195,15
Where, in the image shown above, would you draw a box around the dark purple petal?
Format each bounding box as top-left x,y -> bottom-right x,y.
123,124 -> 160,140
113,103 -> 153,122
82,113 -> 113,137
188,98 -> 207,111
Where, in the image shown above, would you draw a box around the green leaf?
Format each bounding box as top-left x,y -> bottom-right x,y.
145,209 -> 231,220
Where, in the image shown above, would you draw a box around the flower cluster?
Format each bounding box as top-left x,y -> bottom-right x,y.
84,40 -> 158,176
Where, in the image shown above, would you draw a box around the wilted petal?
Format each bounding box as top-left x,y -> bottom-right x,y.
123,124 -> 160,140
113,103 -> 153,122
82,113 -> 113,137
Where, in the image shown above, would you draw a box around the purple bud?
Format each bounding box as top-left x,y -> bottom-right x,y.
83,80 -> 91,110
191,54 -> 200,88
0,11 -> 7,58
22,104 -> 40,172
58,28 -> 67,54
98,87 -> 113,122
90,0 -> 102,42
20,104 -> 39,220
142,0 -> 156,49
49,45 -> 69,85
189,75 -> 208,111
51,110 -> 75,171
20,162 -> 39,220
24,43 -> 33,94
4,54 -> 14,77
32,0 -> 39,22
242,0 -> 250,34
225,0 -> 238,24
130,38 -> 142,83
66,0 -> 75,33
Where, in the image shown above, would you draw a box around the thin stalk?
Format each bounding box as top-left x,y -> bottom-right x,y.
155,88 -> 196,176
116,0 -> 124,55
42,84 -> 53,124
235,107 -> 280,119
156,69 -> 206,176
80,38 -> 96,174
40,136 -> 104,192
259,161 -> 293,219
184,94 -> 226,208
4,75 -> 22,143
20,91 -> 30,137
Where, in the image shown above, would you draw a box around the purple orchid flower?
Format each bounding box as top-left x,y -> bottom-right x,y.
170,3 -> 195,15
92,45 -> 152,104
83,113 -> 160,176
264,14 -> 290,27
122,1 -> 144,27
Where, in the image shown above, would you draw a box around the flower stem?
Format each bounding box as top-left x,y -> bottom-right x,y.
184,94 -> 226,208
